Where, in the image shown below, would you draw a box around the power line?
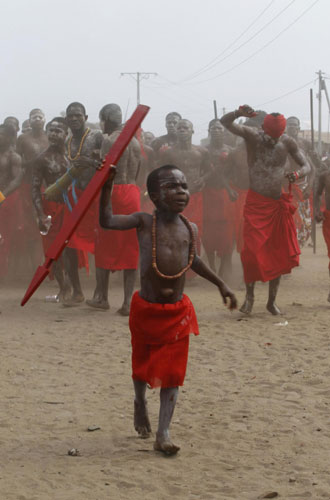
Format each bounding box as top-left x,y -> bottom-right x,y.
255,79 -> 315,107
188,0 -> 321,85
181,0 -> 295,83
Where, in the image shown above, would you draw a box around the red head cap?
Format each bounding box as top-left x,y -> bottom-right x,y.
263,113 -> 286,139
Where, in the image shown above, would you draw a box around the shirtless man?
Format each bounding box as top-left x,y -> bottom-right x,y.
143,131 -> 155,147
100,164 -> 237,455
315,163 -> 330,301
17,109 -> 48,182
32,117 -> 71,301
224,112 -> 266,254
4,117 -> 20,149
0,125 -> 23,279
16,108 -> 48,270
203,119 -> 234,280
221,105 -> 310,315
63,102 -> 103,305
87,104 -> 141,314
151,112 -> 181,158
285,116 -> 314,247
159,119 -> 211,251
21,119 -> 31,134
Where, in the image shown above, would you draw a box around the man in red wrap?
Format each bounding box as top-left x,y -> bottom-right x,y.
63,102 -> 103,305
16,108 -> 48,271
202,119 -> 234,281
99,164 -> 237,455
223,112 -> 267,254
87,104 -> 141,315
158,119 -> 211,254
0,125 -> 23,279
221,105 -> 310,315
315,163 -> 330,302
32,117 -> 72,301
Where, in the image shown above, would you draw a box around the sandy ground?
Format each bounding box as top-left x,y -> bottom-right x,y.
1,226 -> 330,500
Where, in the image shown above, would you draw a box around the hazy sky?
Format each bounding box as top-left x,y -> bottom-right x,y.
0,0 -> 328,141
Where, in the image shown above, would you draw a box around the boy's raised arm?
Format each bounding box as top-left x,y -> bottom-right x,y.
99,167 -> 142,230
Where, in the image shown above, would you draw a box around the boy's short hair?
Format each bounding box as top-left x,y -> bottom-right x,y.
147,165 -> 182,196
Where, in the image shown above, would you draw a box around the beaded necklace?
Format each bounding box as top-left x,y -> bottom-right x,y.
68,128 -> 90,161
152,211 -> 196,280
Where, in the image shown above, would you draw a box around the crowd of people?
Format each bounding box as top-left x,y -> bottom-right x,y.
0,103 -> 329,308
1,101 -> 330,454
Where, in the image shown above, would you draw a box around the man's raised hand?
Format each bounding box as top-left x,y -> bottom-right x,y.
238,105 -> 257,118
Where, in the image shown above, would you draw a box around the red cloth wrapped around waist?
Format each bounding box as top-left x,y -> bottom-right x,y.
202,188 -> 235,256
203,187 -> 235,222
322,209 -> 330,269
129,291 -> 199,345
129,291 -> 199,388
233,186 -> 248,254
63,187 -> 98,253
183,191 -> 203,234
0,190 -> 21,278
241,189 -> 300,283
95,184 -> 140,270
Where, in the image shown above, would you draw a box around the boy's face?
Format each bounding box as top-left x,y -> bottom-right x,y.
152,169 -> 190,213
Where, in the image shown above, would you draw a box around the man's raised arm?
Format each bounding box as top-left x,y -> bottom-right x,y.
285,138 -> 311,182
99,167 -> 142,230
220,105 -> 258,141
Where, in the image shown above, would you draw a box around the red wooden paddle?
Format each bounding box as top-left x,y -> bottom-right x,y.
21,104 -> 150,306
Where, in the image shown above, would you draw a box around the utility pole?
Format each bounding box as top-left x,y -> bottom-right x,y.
120,72 -> 157,105
317,70 -> 323,156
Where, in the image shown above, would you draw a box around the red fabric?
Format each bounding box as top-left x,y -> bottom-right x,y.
263,114 -> 286,138
41,198 -> 89,273
0,191 -> 20,278
322,210 -> 330,270
63,188 -> 98,254
202,188 -> 235,256
241,189 -> 300,283
141,185 -> 154,214
233,187 -> 248,253
13,182 -> 40,255
129,291 -> 199,388
183,191 -> 203,255
95,184 -> 140,270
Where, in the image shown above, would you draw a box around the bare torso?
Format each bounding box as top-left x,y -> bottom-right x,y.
0,150 -> 23,195
137,213 -> 192,303
101,129 -> 141,185
225,142 -> 250,190
206,143 -> 230,189
246,133 -> 294,199
32,148 -> 70,217
159,145 -> 210,193
17,131 -> 48,183
67,129 -> 103,190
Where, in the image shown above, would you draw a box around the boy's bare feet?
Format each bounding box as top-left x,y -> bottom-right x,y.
134,400 -> 151,438
154,435 -> 180,455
